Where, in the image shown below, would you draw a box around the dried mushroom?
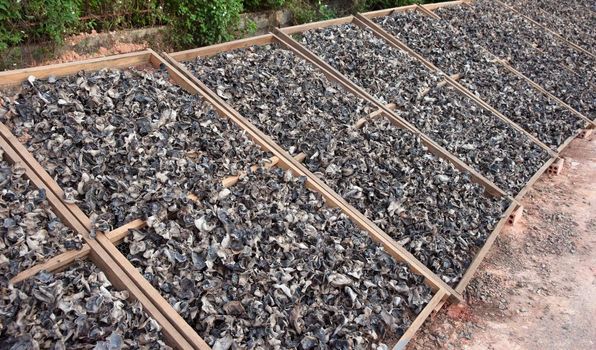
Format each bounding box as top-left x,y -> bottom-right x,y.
375,10 -> 586,149
500,0 -> 595,53
186,43 -> 508,283
119,168 -> 433,348
186,43 -> 375,157
299,23 -> 442,106
0,260 -> 169,349
0,68 -> 271,232
299,23 -> 549,194
0,148 -> 83,283
437,2 -> 596,119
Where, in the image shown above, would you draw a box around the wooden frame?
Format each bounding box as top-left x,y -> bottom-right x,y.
419,0 -> 596,127
0,50 -> 210,350
494,0 -> 596,59
0,132 -> 196,350
169,31 -> 541,306
0,47 -> 461,349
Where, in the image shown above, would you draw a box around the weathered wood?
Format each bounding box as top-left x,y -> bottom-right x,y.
358,4 -> 418,19
168,34 -> 274,61
279,16 -> 354,35
0,133 -> 195,350
416,4 -> 441,19
419,0 -> 466,11
353,103 -> 397,128
394,289 -> 448,350
0,51 -> 151,87
162,52 -> 465,302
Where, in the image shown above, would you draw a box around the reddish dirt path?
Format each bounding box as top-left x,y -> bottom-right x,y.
408,136 -> 596,350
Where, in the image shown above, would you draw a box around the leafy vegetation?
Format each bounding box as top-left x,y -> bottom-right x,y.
0,0 -> 433,53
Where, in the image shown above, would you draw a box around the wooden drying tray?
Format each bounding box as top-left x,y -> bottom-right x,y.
419,0 -> 596,127
0,133 -> 196,350
495,0 -> 596,59
0,48 -> 456,349
352,9 -> 558,158
166,33 -> 473,304
6,151 -> 308,286
0,49 -> 210,350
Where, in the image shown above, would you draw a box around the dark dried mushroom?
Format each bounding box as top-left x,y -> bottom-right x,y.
0,260 -> 170,349
0,68 -> 271,232
1,149 -> 83,283
119,168 -> 433,348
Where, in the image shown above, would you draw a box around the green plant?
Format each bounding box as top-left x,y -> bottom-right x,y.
165,0 -> 244,48
288,0 -> 336,25
244,0 -> 286,11
0,1 -> 23,50
25,0 -> 81,44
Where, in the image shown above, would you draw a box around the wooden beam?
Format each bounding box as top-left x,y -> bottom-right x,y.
168,34 -> 274,62
0,51 -> 151,88
9,219 -> 146,285
278,16 -> 355,35
0,134 -> 195,350
353,103 -> 396,128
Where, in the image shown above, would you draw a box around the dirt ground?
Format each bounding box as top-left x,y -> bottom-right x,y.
408,136 -> 596,350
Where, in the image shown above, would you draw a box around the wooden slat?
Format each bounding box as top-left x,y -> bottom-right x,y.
419,0 -> 466,11
278,16 -> 355,35
162,52 -> 464,302
354,103 -> 396,128
273,28 -> 510,199
416,4 -> 441,19
9,219 -> 146,284
358,4 -> 418,19
0,135 -> 195,350
168,34 -> 274,61
394,289 -> 448,350
0,51 -> 151,87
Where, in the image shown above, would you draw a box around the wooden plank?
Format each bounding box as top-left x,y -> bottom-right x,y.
420,0 -> 466,11
0,51 -> 151,87
416,4 -> 441,19
278,16 -> 354,35
358,4 -> 418,19
394,289 -> 448,350
0,135 -> 195,350
272,28 -> 510,199
9,219 -> 146,285
354,103 -> 396,128
168,34 -> 274,61
162,52 -> 465,302
454,202 -> 516,293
